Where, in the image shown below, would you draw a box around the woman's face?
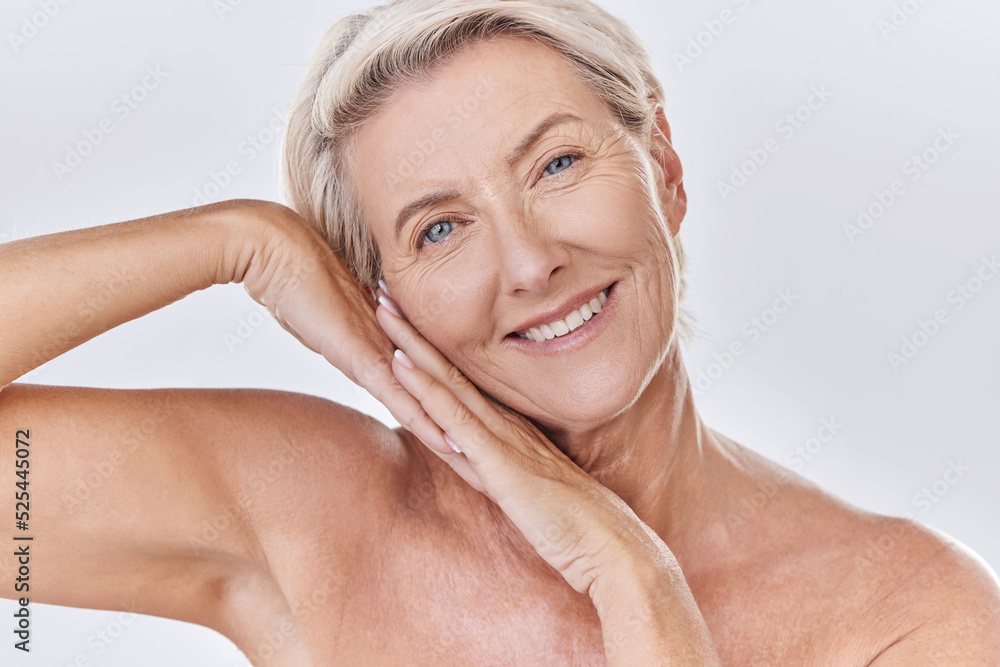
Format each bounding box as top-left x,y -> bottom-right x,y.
351,36 -> 686,433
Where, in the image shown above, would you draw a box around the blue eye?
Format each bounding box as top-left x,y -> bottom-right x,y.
416,153 -> 581,251
544,154 -> 577,176
420,219 -> 454,247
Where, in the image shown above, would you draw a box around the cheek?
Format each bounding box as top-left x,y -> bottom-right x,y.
402,287 -> 460,338
403,265 -> 493,351
545,168 -> 678,338
542,167 -> 667,258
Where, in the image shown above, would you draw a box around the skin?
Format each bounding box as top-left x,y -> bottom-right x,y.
1,32 -> 998,667
355,32 -> 697,563
353,34 -> 1000,663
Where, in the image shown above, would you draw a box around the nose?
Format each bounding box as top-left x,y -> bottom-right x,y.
493,212 -> 571,295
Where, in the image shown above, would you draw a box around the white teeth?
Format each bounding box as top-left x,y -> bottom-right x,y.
565,309 -> 585,332
517,287 -> 611,342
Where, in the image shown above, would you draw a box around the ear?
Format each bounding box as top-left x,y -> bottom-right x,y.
648,101 -> 686,238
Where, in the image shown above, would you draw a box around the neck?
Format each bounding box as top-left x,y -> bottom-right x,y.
535,342 -> 724,551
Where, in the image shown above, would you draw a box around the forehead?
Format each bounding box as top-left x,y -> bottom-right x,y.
349,35 -> 615,243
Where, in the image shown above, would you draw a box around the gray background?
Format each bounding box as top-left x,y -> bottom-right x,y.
2,0 -> 998,664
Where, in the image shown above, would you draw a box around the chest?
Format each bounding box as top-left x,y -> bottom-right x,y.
281,554 -> 860,666
239,505 -> 875,665
303,521 -> 609,665
684,559 -> 879,666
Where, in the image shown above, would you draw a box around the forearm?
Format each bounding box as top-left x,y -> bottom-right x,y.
590,547 -> 721,666
0,200 -> 266,388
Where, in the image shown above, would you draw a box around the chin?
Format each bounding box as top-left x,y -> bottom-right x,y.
498,359 -> 649,431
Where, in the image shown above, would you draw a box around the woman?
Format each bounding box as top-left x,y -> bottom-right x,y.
2,0 -> 998,664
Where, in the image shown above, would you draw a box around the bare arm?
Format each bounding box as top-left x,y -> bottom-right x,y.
0,200 -> 436,637
0,382 -> 399,644
2,198 -> 461,457
0,384 -> 270,630
586,540 -> 721,665
0,201 -> 297,631
1,201 -> 246,388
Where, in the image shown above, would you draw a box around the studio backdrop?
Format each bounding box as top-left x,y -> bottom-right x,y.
1,0 -> 998,664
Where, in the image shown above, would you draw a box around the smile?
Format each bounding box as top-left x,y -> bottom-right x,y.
514,286 -> 610,341
503,282 -> 618,356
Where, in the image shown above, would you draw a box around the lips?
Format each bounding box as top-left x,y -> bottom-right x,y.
506,282 -> 616,339
502,280 -> 619,356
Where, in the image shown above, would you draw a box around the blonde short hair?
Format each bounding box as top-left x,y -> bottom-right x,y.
281,0 -> 695,345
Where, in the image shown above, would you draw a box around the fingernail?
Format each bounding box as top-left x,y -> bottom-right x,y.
379,295 -> 402,319
378,279 -> 392,297
393,348 -> 414,369
444,433 -> 461,454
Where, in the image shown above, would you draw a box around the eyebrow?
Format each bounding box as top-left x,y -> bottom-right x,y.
393,111 -> 585,241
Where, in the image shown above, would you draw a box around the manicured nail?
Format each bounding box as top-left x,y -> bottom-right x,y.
379,295 -> 402,319
393,348 -> 414,369
378,279 -> 392,297
444,433 -> 461,454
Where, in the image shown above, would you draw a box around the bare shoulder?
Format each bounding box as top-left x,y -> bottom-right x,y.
183,387 -> 423,635
719,440 -> 1000,662
101,384 -> 421,576
193,387 -> 415,529
0,383 -> 417,646
855,518 -> 1000,663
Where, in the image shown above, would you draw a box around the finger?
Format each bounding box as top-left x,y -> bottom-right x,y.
389,345 -> 502,472
426,440 -> 490,497
374,340 -> 491,492
375,295 -> 498,430
330,337 -> 456,457
371,298 -> 491,490
377,295 -> 568,477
